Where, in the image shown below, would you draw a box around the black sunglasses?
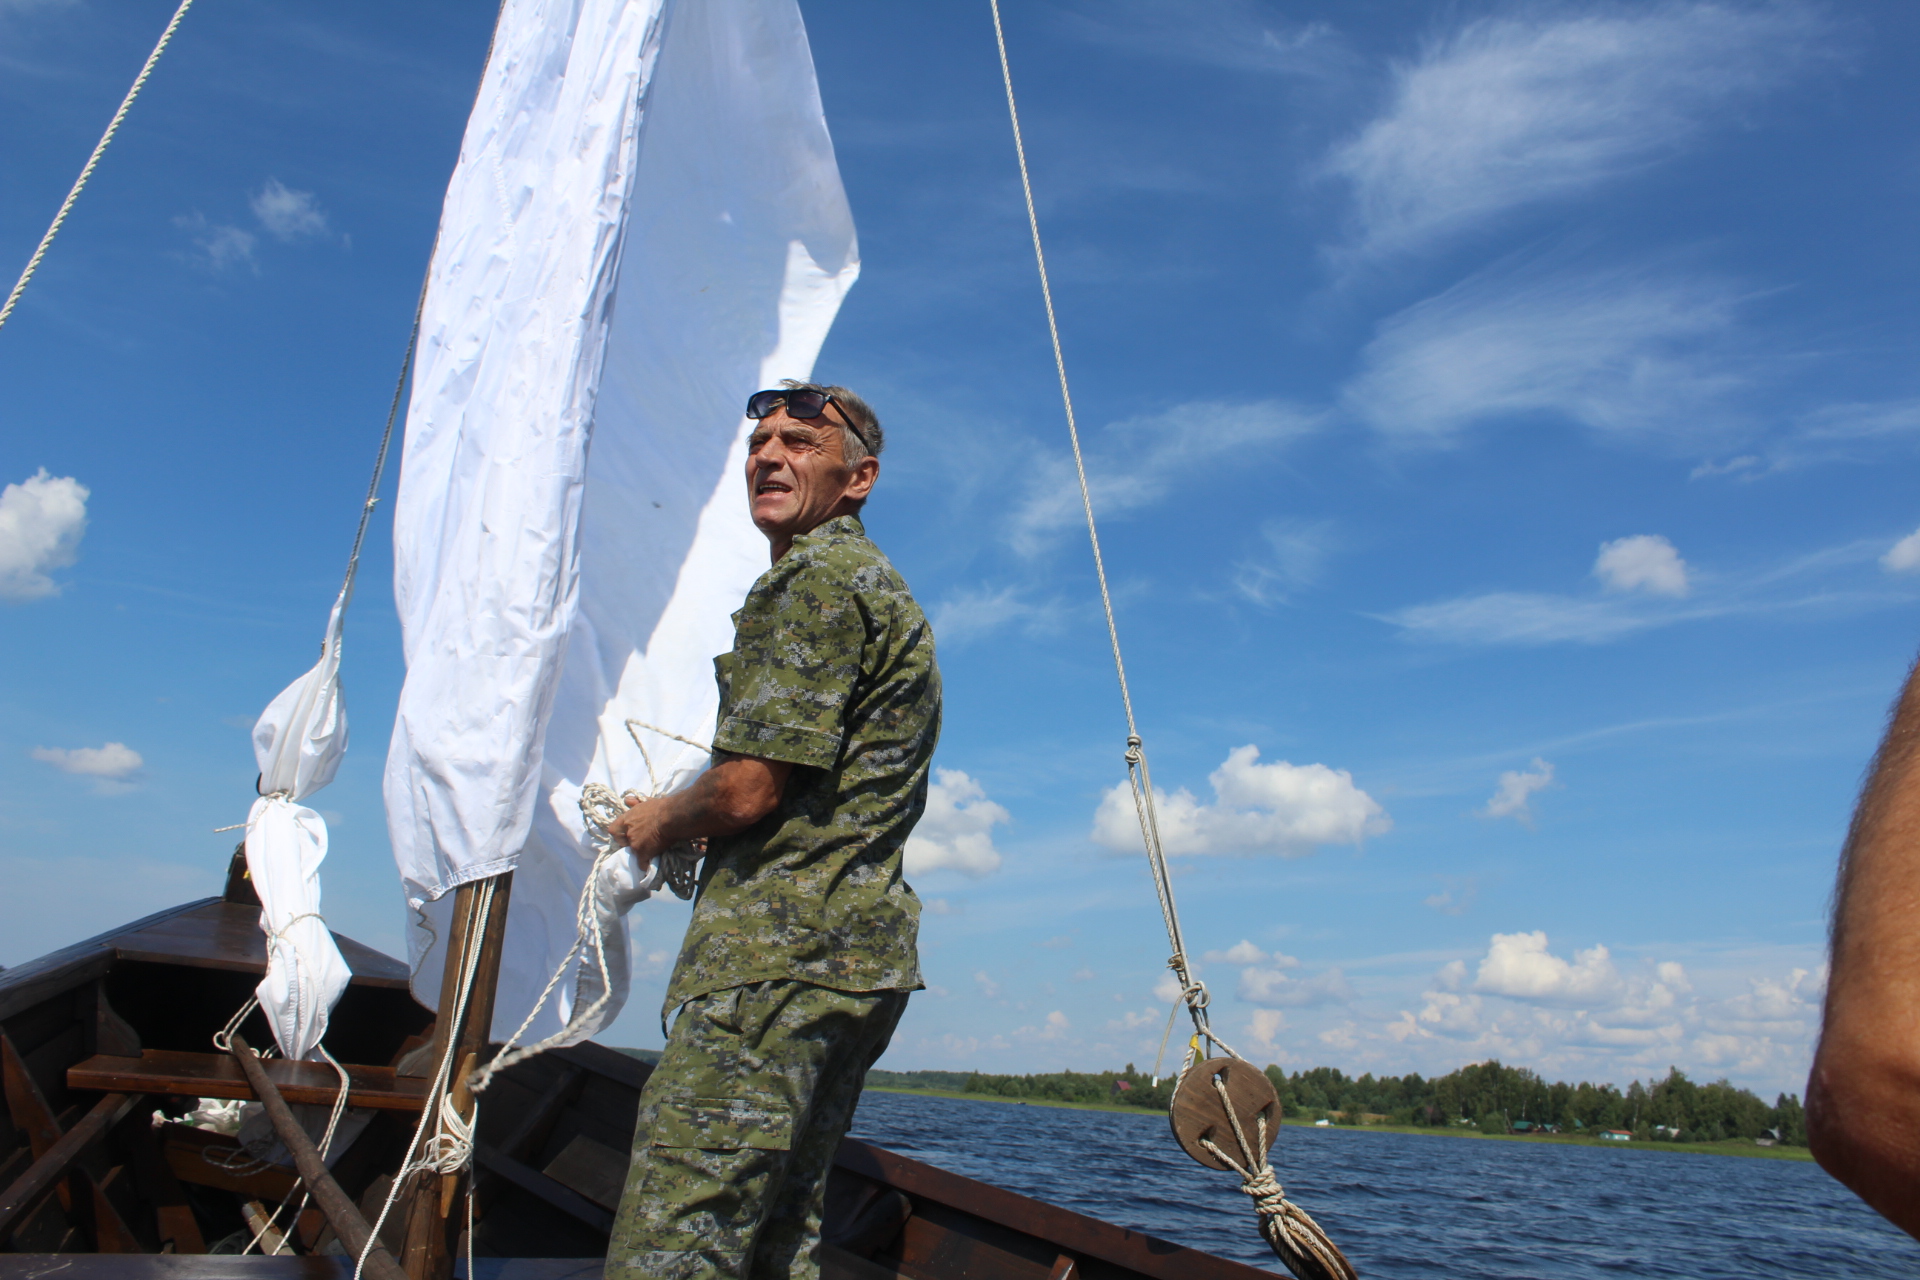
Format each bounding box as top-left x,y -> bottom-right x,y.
746,388 -> 871,453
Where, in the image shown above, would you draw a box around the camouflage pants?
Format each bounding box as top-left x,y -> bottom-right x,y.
606,980 -> 908,1280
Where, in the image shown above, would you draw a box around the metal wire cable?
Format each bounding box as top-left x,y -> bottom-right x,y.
0,0 -> 197,333
987,0 -> 1222,1056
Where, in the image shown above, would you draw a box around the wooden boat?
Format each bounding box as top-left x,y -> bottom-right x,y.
0,853 -> 1276,1279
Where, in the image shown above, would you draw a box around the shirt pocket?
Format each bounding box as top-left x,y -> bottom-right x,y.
651,1097 -> 795,1151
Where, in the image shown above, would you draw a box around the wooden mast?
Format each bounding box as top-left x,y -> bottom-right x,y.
398,871 -> 513,1280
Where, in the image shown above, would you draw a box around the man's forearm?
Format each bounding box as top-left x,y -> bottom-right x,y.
612,753 -> 792,860
1809,653 -> 1920,1239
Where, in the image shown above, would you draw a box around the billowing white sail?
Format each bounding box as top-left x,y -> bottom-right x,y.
385,0 -> 859,1043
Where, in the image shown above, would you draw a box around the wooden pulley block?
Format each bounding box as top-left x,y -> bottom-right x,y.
1169,1057 -> 1281,1171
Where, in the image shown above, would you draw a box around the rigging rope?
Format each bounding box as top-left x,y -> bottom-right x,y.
985,0 -> 1218,1061
0,0 -> 197,334
987,8 -> 1357,1277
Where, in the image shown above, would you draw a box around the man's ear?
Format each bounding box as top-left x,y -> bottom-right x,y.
845,455 -> 879,502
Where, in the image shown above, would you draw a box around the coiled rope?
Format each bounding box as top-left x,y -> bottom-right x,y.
986,6 -> 1355,1276
0,0 -> 197,333
469,721 -> 706,1094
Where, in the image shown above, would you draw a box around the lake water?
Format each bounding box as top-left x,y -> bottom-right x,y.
848,1089 -> 1920,1278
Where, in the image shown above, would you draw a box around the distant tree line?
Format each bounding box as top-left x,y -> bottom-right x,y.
866,1059 -> 1805,1145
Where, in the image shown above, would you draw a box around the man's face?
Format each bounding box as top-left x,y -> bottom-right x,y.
744,405 -> 875,548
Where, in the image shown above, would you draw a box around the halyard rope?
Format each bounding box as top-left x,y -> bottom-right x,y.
0,0 -> 196,333
986,0 -> 1219,1061
988,8 -> 1355,1276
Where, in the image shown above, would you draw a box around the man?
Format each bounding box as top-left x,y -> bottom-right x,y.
1808,650 -> 1920,1242
604,381 -> 940,1279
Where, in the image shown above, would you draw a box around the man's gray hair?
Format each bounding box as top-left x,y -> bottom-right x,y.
779,379 -> 883,465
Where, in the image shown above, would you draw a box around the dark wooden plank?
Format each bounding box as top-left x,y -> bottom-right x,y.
68,1051 -> 427,1111
836,1139 -> 1276,1280
0,1093 -> 139,1239
159,1123 -> 299,1202
0,901 -> 216,1024
1,1033 -> 64,1160
547,1042 -> 652,1094
471,1143 -> 613,1235
0,1259 -> 614,1279
107,902 -> 410,989
539,1135 -> 625,1213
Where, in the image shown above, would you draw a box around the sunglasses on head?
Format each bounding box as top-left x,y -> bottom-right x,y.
745,388 -> 872,452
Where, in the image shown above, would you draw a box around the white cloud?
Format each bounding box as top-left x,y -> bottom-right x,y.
174,213 -> 257,273
1343,259 -> 1747,446
905,769 -> 1010,877
1240,965 -> 1353,1008
1424,878 -> 1478,915
1153,972 -> 1185,1004
1012,400 -> 1318,554
973,971 -> 1001,999
1248,1009 -> 1288,1047
1882,527 -> 1920,574
1233,520 -> 1335,606
1473,930 -> 1621,1003
1326,4 -> 1823,257
1483,758 -> 1555,822
930,586 -> 1064,646
1062,3 -> 1347,78
1594,534 -> 1690,597
32,742 -> 143,790
1202,939 -> 1292,967
0,469 -> 88,601
1383,591 -> 1674,645
1092,744 -> 1389,856
250,179 -> 330,241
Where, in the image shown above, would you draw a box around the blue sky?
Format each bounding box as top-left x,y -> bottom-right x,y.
5,0 -> 1919,1098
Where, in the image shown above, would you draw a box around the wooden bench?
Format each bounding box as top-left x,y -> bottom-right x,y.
67,1050 -> 428,1112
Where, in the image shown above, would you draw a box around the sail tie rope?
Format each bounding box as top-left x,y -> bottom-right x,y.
0,0 -> 197,334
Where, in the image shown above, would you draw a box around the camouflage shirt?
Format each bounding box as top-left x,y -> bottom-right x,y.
663,514 -> 940,1016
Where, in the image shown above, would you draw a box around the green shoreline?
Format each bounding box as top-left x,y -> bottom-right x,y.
864,1086 -> 1814,1161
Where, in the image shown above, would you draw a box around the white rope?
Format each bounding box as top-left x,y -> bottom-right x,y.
239,1045 -> 353,1257
0,0 -> 197,333
356,877 -> 497,1280
987,0 -> 1226,1061
1197,1072 -> 1356,1280
469,774 -> 701,1093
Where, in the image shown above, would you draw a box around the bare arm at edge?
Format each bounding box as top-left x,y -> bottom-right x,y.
1809,652 -> 1920,1241
606,751 -> 793,873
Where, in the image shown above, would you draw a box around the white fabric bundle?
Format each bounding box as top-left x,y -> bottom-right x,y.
386,0 -> 859,1044
245,592 -> 354,1061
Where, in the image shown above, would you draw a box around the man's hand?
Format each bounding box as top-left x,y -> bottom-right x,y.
605,752 -> 793,876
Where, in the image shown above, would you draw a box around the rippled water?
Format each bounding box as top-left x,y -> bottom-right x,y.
849,1089 -> 1920,1278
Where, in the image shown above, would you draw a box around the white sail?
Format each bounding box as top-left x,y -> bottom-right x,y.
385,0 -> 858,1043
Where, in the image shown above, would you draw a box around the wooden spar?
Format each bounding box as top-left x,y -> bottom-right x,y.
400,871 -> 513,1280
227,1032 -> 407,1280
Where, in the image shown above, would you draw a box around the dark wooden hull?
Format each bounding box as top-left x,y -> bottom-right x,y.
1,896 -> 1275,1279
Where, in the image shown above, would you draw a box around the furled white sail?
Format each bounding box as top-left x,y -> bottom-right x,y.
244,591 -> 353,1061
385,0 -> 859,1044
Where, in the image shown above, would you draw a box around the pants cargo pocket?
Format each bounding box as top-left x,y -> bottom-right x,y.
654,1097 -> 796,1151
